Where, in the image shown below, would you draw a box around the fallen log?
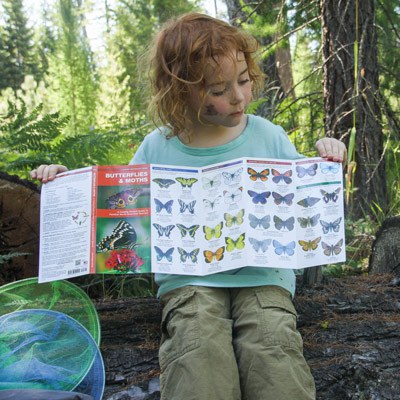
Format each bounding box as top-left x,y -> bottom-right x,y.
97,274 -> 400,400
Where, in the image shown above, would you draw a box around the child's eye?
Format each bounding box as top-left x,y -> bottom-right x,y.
212,89 -> 226,96
239,79 -> 250,85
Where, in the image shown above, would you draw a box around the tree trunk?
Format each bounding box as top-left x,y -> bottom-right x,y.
321,0 -> 387,219
369,216 -> 400,274
0,172 -> 40,285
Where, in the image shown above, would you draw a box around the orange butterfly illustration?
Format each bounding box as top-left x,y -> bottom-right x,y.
203,247 -> 225,263
247,167 -> 269,182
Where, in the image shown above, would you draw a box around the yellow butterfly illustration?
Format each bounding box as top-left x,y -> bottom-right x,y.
298,237 -> 321,252
203,222 -> 223,240
224,209 -> 245,227
225,233 -> 246,252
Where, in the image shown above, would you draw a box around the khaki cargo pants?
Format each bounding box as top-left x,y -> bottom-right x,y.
159,285 -> 316,400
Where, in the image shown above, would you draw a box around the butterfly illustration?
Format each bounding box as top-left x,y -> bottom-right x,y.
224,187 -> 243,204
202,174 -> 222,190
249,238 -> 271,253
248,213 -> 270,229
247,190 -> 271,205
224,209 -> 245,227
320,162 -> 340,174
296,163 -> 318,178
106,188 -> 143,209
272,192 -> 294,206
203,196 -> 221,210
97,221 -> 137,252
247,167 -> 269,182
297,214 -> 320,228
177,247 -> 200,263
273,216 -> 295,231
153,223 -> 175,238
176,224 -> 200,239
297,196 -> 321,208
152,178 -> 176,189
322,239 -> 344,256
320,217 -> 342,234
203,222 -> 223,240
320,188 -> 341,203
271,169 -> 293,184
222,168 -> 243,185
178,199 -> 196,214
176,177 -> 198,188
154,198 -> 174,214
204,247 -> 225,263
273,240 -> 296,256
225,233 -> 246,252
154,246 -> 174,262
298,237 -> 321,252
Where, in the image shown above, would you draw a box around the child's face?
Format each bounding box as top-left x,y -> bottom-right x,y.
188,51 -> 252,129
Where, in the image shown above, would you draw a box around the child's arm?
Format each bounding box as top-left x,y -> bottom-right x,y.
30,164 -> 68,183
315,137 -> 347,165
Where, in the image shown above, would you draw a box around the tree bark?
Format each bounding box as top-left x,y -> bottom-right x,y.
321,0 -> 387,219
0,172 -> 40,285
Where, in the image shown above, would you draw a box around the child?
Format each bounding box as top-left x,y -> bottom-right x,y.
32,13 -> 346,400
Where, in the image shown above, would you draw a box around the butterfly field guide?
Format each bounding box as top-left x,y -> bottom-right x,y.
38,157 -> 345,282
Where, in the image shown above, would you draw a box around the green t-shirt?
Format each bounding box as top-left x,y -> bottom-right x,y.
131,115 -> 303,297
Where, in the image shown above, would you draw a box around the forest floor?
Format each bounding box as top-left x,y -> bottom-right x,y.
97,273 -> 400,400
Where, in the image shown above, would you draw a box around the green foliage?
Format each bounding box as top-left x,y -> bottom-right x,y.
0,100 -> 67,175
0,99 -> 149,177
0,0 -> 39,91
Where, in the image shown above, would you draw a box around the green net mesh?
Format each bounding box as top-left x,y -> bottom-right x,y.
0,278 -> 100,345
0,309 -> 103,397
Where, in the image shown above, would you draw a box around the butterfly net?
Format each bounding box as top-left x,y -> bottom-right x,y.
0,309 -> 103,397
0,278 -> 100,345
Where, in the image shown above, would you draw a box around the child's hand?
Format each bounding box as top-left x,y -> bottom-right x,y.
315,138 -> 347,165
30,164 -> 68,183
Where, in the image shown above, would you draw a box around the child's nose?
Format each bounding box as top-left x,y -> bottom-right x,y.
231,86 -> 245,104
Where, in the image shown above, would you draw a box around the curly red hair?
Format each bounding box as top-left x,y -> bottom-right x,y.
145,12 -> 264,138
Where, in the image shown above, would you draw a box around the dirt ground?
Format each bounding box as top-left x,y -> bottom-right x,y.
97,273 -> 400,400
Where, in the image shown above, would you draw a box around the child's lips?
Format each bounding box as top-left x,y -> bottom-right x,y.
230,110 -> 243,116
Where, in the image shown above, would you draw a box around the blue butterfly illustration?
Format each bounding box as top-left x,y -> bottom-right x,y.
297,214 -> 320,228
152,223 -> 175,238
202,174 -> 222,190
222,168 -> 243,185
176,224 -> 200,238
322,239 -> 343,256
273,216 -> 295,231
247,190 -> 271,205
296,163 -> 318,178
248,213 -> 270,229
320,162 -> 340,174
224,187 -> 243,204
152,178 -> 176,189
154,198 -> 174,214
249,238 -> 271,253
320,188 -> 341,203
273,240 -> 296,256
320,217 -> 342,234
297,196 -> 321,208
271,169 -> 293,184
177,247 -> 200,263
272,192 -> 294,206
154,246 -> 174,262
178,199 -> 196,214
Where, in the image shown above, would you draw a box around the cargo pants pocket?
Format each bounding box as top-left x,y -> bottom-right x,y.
159,286 -> 200,372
